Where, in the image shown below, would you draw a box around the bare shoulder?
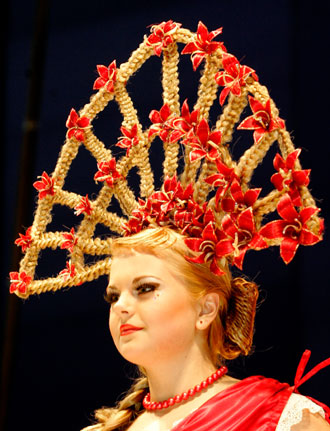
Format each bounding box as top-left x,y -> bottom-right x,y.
291,409 -> 330,430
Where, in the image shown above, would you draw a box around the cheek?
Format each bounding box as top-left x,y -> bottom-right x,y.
109,308 -> 118,340
148,295 -> 198,339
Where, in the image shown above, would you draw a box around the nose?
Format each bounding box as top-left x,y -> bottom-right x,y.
111,290 -> 134,315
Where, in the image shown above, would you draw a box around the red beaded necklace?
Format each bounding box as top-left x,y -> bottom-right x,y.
142,365 -> 228,410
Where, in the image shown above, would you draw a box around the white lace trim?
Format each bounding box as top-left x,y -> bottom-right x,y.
276,393 -> 325,430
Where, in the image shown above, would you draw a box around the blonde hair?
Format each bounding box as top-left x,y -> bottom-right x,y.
83,227 -> 258,431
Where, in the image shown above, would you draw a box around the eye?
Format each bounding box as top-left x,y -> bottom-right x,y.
104,291 -> 119,305
135,283 -> 158,295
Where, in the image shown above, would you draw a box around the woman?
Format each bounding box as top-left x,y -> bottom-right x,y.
82,227 -> 330,430
10,20 -> 329,431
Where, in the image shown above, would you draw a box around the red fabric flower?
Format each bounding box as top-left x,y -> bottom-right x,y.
66,108 -> 90,142
124,177 -> 196,235
94,158 -> 122,187
204,159 -> 238,207
116,124 -> 139,156
146,20 -> 181,56
259,194 -> 321,264
148,103 -> 173,142
61,228 -> 78,253
168,100 -> 200,143
74,195 -> 92,216
238,96 -> 285,144
185,220 -> 234,276
33,171 -> 56,199
221,179 -> 261,214
123,203 -> 150,235
222,208 -> 268,269
9,271 -> 31,294
15,227 -> 32,252
182,118 -> 222,162
215,53 -> 258,105
93,60 -> 117,93
271,149 -> 310,206
182,21 -> 226,71
59,260 -> 76,281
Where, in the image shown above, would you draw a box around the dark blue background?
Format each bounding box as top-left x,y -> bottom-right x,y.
1,1 -> 330,430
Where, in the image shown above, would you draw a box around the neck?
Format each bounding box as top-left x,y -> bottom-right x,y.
143,347 -> 216,403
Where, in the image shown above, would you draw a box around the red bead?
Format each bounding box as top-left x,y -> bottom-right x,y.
168,398 -> 175,406
162,401 -> 168,409
182,392 -> 189,400
195,384 -> 202,392
188,388 -> 196,396
156,403 -> 162,409
201,380 -> 208,389
212,372 -> 218,380
151,403 -> 157,410
207,376 -> 213,384
174,394 -> 182,403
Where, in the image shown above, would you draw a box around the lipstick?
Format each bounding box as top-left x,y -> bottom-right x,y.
120,324 -> 143,336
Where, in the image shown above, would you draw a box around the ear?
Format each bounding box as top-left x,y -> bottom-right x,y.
196,293 -> 220,330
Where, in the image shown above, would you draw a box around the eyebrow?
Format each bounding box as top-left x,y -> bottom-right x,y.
107,275 -> 161,291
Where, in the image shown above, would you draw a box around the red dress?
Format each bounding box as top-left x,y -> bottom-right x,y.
172,351 -> 330,431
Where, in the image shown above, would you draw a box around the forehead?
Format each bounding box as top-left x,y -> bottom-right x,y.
109,252 -> 173,284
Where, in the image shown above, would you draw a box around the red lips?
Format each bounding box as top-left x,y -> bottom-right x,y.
120,324 -> 143,336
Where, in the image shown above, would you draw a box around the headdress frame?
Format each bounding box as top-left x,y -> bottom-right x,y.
10,20 -> 323,298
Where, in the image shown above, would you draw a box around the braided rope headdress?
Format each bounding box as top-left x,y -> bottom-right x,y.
11,21 -> 323,298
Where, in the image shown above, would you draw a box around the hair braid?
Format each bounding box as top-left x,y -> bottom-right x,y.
82,377 -> 148,431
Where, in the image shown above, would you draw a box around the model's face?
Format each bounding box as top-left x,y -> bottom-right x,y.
107,252 -> 202,367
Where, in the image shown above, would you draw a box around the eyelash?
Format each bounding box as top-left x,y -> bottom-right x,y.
104,283 -> 158,305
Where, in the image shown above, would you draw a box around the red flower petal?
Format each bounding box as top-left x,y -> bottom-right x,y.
299,229 -> 321,246
237,208 -> 255,232
280,237 -> 299,264
260,220 -> 288,239
184,238 -> 203,252
299,207 -> 319,224
271,172 -> 284,191
210,259 -> 225,276
277,195 -> 299,221
215,239 -> 234,257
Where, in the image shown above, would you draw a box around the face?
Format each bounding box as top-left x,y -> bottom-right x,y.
107,252 -> 202,368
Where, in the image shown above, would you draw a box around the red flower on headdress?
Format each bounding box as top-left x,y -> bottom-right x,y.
215,53 -> 258,106
271,149 -> 310,206
148,103 -> 173,142
146,20 -> 181,56
116,124 -> 140,156
9,271 -> 31,294
204,159 -> 238,208
124,177 -> 196,235
59,260 -> 76,281
74,195 -> 93,216
174,200 -> 206,237
221,179 -> 261,215
33,171 -> 56,199
185,218 -> 234,276
15,227 -> 32,252
182,21 -> 226,71
222,208 -> 268,269
148,176 -> 194,218
259,194 -> 321,264
94,158 -> 122,187
61,228 -> 78,253
123,202 -> 150,235
238,96 -> 285,145
169,100 -> 200,143
66,108 -> 90,142
93,60 -> 117,93
182,118 -> 222,162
